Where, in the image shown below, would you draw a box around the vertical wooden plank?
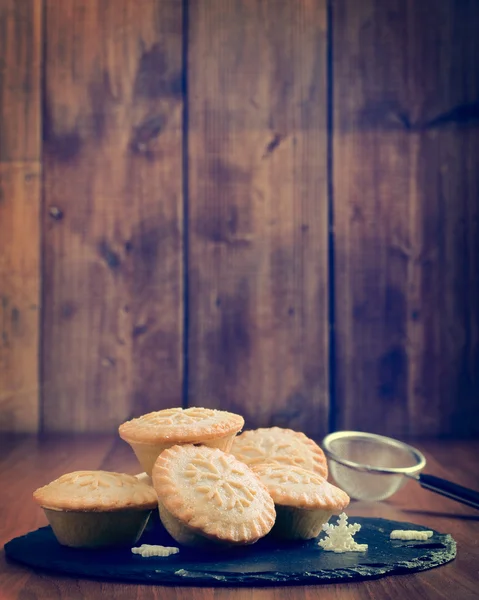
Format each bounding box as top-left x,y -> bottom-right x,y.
0,164 -> 41,432
0,0 -> 41,163
0,0 -> 42,431
42,0 -> 183,432
333,0 -> 479,436
188,0 -> 329,437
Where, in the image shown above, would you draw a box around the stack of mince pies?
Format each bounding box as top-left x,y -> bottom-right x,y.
33,407 -> 350,549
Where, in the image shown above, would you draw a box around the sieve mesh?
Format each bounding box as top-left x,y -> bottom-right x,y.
323,432 -> 425,502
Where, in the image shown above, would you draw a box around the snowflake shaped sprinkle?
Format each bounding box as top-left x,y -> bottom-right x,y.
131,544 -> 180,557
318,513 -> 368,553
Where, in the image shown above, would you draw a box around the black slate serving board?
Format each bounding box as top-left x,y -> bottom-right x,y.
4,516 -> 456,586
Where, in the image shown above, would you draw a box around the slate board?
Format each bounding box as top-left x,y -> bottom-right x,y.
4,516 -> 456,586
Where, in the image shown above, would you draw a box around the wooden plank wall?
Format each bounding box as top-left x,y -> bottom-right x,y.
0,0 -> 42,432
0,0 -> 477,437
187,0 -> 329,437
41,0 -> 184,432
333,0 -> 479,437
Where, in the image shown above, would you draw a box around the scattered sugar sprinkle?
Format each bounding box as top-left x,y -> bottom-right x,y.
390,530 -> 434,541
131,544 -> 180,557
318,513 -> 368,553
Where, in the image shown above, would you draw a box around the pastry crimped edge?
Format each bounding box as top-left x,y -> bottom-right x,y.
152,444 -> 276,546
252,463 -> 350,540
252,463 -> 350,510
33,470 -> 158,512
231,427 -> 329,478
127,432 -> 239,476
118,407 -> 244,445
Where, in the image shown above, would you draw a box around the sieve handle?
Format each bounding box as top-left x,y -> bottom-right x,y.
418,474 -> 479,510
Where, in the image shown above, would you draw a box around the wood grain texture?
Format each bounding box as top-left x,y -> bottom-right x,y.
333,0 -> 479,436
0,0 -> 42,432
42,0 -> 183,432
1,435 -> 478,599
0,0 -> 42,162
0,165 -> 41,432
187,0 -> 329,437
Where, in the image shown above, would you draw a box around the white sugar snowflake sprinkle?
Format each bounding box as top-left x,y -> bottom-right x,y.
390,529 -> 433,541
131,544 -> 179,557
318,513 -> 368,553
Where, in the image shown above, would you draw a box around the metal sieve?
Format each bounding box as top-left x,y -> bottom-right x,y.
322,431 -> 479,509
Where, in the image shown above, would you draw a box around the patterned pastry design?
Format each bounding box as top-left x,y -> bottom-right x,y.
119,407 -> 244,444
231,427 -> 328,477
185,454 -> 257,512
153,445 -> 276,545
253,463 -> 350,510
33,471 -> 158,512
146,407 -> 211,426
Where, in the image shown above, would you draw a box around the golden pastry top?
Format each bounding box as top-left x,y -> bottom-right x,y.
152,445 -> 276,544
231,427 -> 328,477
33,470 -> 158,512
119,407 -> 244,444
253,463 -> 350,510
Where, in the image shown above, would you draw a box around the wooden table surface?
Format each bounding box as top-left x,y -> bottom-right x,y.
1,435 -> 478,599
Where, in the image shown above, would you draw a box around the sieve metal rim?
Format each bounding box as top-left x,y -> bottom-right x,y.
322,431 -> 426,475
